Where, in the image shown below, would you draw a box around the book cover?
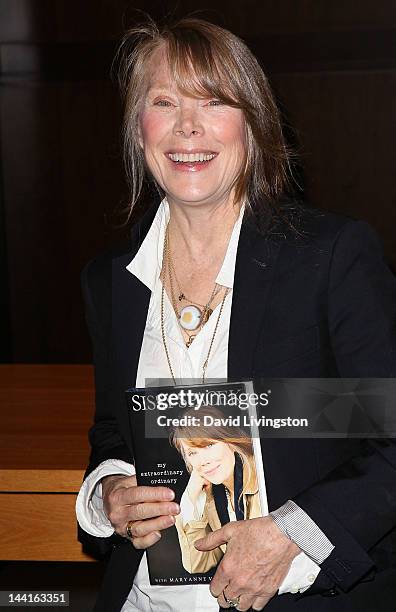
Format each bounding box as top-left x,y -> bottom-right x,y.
126,381 -> 268,586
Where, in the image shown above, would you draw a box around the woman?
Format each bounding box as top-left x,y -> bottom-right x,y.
170,407 -> 261,574
75,16 -> 396,612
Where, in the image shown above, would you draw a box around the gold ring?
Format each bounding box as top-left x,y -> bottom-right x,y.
223,588 -> 240,608
126,520 -> 134,540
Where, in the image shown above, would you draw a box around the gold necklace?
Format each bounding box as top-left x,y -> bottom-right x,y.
160,281 -> 229,384
164,225 -> 220,342
167,262 -> 218,346
161,225 -> 229,384
167,249 -> 221,310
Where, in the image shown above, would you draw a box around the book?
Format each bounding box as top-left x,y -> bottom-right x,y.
126,380 -> 268,586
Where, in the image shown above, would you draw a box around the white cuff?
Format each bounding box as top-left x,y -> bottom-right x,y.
278,552 -> 321,595
75,459 -> 135,537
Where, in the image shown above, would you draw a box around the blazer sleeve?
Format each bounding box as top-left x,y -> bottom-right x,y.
294,220 -> 396,593
78,256 -> 135,558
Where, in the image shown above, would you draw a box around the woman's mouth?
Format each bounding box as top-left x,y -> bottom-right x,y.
203,464 -> 220,477
166,151 -> 218,172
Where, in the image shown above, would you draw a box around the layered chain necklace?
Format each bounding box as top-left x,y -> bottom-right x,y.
165,225 -> 222,346
160,223 -> 229,384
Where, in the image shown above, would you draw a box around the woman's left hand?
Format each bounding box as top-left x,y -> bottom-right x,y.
194,516 -> 300,611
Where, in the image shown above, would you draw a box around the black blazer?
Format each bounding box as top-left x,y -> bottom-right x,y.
79,202 -> 396,612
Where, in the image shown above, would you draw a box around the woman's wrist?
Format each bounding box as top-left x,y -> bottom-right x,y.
187,484 -> 205,506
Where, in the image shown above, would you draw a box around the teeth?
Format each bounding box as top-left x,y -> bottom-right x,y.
168,152 -> 216,162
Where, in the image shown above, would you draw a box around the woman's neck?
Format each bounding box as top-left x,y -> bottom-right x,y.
166,198 -> 241,266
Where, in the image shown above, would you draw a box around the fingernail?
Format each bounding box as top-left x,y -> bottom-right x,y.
154,531 -> 162,541
165,489 -> 175,500
171,503 -> 180,513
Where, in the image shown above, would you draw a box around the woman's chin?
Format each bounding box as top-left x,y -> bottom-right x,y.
209,476 -> 223,485
165,188 -> 222,207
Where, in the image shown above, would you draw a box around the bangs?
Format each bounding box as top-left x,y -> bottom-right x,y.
165,34 -> 241,106
183,437 -> 217,449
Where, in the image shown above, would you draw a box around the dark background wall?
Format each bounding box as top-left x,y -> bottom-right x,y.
1,0 -> 395,363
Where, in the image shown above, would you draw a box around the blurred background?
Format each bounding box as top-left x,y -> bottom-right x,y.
1,0 -> 395,364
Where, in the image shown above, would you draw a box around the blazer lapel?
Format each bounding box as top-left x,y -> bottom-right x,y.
228,217 -> 281,379
112,204 -> 159,390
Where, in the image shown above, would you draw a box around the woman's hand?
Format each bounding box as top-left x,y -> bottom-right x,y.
101,474 -> 180,549
195,516 -> 300,610
186,469 -> 210,505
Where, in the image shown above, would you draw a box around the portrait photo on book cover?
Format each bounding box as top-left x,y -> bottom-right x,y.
169,405 -> 263,575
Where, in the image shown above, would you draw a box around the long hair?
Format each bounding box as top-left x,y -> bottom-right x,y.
169,406 -> 257,501
116,16 -> 292,224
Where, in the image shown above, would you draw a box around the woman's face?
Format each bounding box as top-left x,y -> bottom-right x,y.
181,440 -> 235,485
138,50 -> 246,210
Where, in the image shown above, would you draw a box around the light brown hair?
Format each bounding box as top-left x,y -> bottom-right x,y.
169,406 -> 257,499
117,16 -> 291,222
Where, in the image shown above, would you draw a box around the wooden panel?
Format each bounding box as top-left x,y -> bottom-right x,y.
0,493 -> 95,561
0,0 -> 159,43
3,0 -> 393,42
0,366 -> 99,562
0,363 -> 93,388
0,469 -> 84,493
271,70 -> 396,265
0,365 -> 94,469
1,32 -> 395,78
220,0 -> 396,35
0,76 -> 125,363
250,30 -> 396,72
0,42 -> 117,78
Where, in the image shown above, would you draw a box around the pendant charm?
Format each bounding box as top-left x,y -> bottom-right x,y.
185,335 -> 195,347
179,305 -> 202,330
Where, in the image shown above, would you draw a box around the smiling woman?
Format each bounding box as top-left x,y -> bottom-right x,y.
117,17 -> 290,220
76,15 -> 396,612
137,51 -> 246,210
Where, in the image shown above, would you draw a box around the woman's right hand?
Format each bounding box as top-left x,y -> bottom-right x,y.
186,470 -> 210,505
101,474 -> 180,549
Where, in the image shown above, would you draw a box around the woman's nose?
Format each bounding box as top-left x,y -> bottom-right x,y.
173,106 -> 203,137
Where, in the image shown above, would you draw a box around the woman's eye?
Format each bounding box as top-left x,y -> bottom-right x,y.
154,99 -> 172,107
207,99 -> 223,106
